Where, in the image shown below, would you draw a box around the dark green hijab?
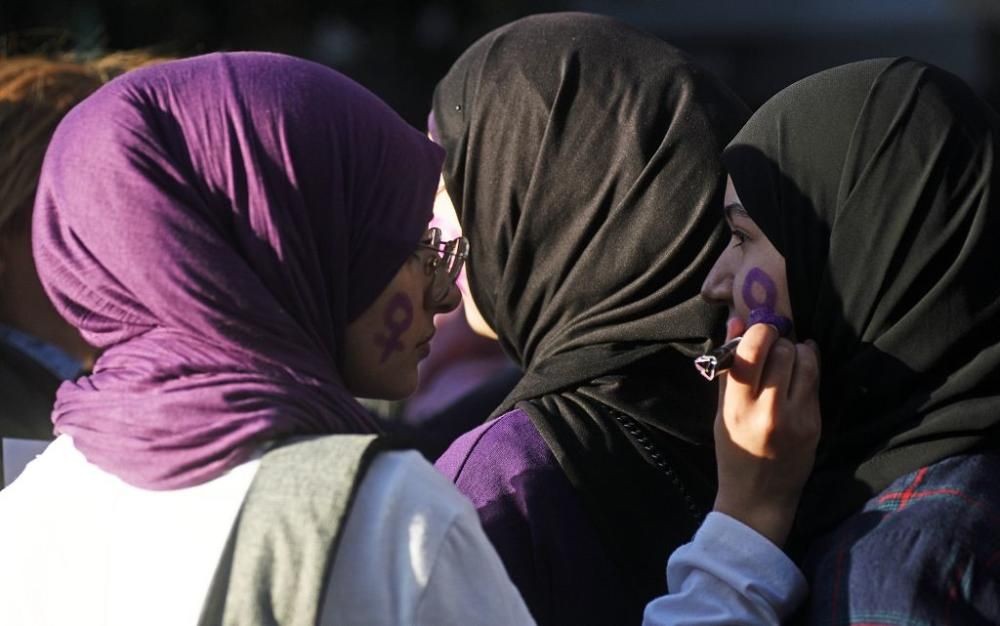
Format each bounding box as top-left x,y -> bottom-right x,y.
724,58 -> 1000,536
432,12 -> 749,612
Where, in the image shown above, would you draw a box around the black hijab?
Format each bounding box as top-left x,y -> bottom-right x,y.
432,12 -> 749,605
724,58 -> 1000,537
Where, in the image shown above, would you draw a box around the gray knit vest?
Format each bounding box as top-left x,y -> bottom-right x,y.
198,434 -> 384,626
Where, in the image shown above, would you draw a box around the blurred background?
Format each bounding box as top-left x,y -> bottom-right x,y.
3,0 -> 1000,127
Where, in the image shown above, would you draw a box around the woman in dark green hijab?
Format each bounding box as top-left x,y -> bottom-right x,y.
431,12 -> 753,624
703,57 -> 1000,623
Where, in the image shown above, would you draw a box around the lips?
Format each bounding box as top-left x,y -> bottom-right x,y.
416,338 -> 432,359
726,316 -> 746,341
415,332 -> 435,359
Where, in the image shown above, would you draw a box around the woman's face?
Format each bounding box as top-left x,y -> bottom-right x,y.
432,174 -> 498,340
341,235 -> 461,399
701,176 -> 794,336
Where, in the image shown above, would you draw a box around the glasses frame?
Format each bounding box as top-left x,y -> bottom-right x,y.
418,227 -> 469,305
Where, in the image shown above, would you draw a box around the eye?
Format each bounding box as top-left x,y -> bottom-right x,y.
423,252 -> 441,275
729,229 -> 749,248
410,250 -> 434,274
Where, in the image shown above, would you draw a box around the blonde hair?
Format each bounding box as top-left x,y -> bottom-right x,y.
0,51 -> 169,234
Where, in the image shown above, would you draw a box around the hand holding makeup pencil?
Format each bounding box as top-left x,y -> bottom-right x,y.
712,319 -> 822,548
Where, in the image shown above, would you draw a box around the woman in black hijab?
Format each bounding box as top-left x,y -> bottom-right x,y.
702,57 -> 1000,622
432,13 -> 752,624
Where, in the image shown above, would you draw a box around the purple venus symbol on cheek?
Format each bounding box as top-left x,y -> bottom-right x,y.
373,293 -> 414,363
741,267 -> 793,337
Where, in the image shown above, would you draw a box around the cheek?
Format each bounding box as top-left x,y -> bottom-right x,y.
372,292 -> 416,364
740,267 -> 779,311
456,267 -> 471,303
738,266 -> 793,336
341,291 -> 422,399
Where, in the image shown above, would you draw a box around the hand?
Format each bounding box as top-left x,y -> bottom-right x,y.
712,320 -> 821,548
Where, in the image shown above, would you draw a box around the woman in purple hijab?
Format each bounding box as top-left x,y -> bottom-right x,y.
0,52 -> 533,625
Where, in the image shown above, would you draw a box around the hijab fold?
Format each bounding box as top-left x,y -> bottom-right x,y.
34,53 -> 443,489
433,12 -> 748,608
724,57 -> 1000,535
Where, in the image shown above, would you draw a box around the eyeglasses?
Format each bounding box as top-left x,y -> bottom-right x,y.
418,227 -> 469,305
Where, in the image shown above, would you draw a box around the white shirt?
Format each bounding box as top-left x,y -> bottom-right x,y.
0,435 -> 535,626
643,512 -> 808,625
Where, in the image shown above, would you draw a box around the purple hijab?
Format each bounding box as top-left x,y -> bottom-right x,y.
32,52 -> 444,489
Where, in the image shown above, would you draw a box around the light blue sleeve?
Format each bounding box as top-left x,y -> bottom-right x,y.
642,512 -> 807,626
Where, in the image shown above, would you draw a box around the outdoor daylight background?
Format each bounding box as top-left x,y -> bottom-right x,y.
3,0 -> 1000,129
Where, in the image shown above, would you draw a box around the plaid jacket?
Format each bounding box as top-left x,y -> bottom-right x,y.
798,451 -> 1000,625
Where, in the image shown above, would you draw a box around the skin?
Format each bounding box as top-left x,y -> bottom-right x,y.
742,268 -> 793,336
342,237 -> 461,400
373,292 -> 415,364
701,176 -> 822,547
702,178 -> 794,335
433,175 -> 498,340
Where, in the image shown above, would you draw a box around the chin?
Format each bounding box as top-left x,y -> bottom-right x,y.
380,387 -> 415,402
344,361 -> 420,400
379,376 -> 419,402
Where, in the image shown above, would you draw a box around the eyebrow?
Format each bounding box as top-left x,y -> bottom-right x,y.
724,202 -> 750,220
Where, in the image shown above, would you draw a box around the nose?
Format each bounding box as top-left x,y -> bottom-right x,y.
701,252 -> 734,306
434,281 -> 462,314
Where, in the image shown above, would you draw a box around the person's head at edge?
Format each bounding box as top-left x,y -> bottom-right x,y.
33,52 -> 458,490
0,57 -> 101,370
428,11 -> 748,380
426,12 -> 758,613
0,52 -> 169,373
702,57 -> 1000,534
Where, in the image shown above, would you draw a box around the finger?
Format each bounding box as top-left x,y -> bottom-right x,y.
729,323 -> 780,394
759,337 -> 796,400
717,316 -> 745,399
717,362 -> 727,402
787,340 -> 820,403
712,399 -> 728,447
805,339 -> 820,368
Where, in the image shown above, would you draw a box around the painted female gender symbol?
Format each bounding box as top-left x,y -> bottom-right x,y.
741,267 -> 793,337
374,293 -> 414,363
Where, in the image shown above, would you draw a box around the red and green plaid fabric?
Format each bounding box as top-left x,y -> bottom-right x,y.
797,452 -> 1000,626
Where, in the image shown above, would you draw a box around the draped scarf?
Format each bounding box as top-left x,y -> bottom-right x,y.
723,57 -> 1000,536
432,12 -> 749,605
33,52 -> 444,489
